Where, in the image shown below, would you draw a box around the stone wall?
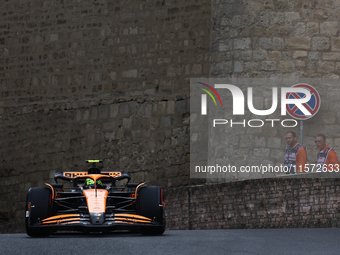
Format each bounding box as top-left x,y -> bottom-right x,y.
207,0 -> 340,182
165,178 -> 340,229
0,0 -> 210,233
211,0 -> 340,79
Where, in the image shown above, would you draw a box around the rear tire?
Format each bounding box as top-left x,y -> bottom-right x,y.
25,187 -> 52,237
137,186 -> 165,235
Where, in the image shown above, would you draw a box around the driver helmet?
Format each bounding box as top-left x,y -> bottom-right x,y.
84,178 -> 95,189
83,178 -> 103,189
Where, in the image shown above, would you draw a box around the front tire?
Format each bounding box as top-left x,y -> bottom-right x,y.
25,187 -> 52,237
137,186 -> 165,235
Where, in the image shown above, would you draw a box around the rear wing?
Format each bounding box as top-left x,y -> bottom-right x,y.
54,171 -> 131,183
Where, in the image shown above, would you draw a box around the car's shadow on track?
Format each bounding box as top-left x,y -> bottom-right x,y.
24,230 -> 171,238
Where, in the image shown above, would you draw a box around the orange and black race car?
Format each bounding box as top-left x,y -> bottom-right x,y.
25,160 -> 165,237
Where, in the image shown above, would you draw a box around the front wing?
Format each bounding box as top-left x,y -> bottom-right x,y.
29,213 -> 163,232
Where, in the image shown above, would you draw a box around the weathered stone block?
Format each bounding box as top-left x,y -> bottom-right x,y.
273,37 -> 284,50
284,12 -> 300,25
234,61 -> 243,72
231,15 -> 241,27
213,61 -> 233,74
110,104 -> 119,118
175,100 -> 186,113
50,34 -> 58,42
293,51 -> 307,59
259,38 -> 272,50
166,101 -> 175,115
144,89 -> 155,95
109,72 -> 116,81
317,61 -> 334,73
123,117 -> 132,128
253,50 -> 267,60
257,11 -> 269,26
331,37 -> 340,51
292,23 -> 306,37
254,137 -> 266,147
119,103 -> 129,115
145,104 -> 152,117
323,52 -> 340,60
311,37 -> 330,51
243,61 -> 258,72
313,9 -> 329,20
278,61 -> 295,71
76,110 -> 82,121
268,137 -> 281,148
233,38 -> 251,50
270,12 -> 285,25
192,64 -> 202,74
122,69 -> 138,78
308,52 -> 321,60
277,26 -> 294,36
335,62 -> 340,73
260,61 -> 277,71
270,149 -> 284,160
320,21 -> 338,36
91,107 -> 98,120
104,131 -> 115,140
285,37 -> 311,50
99,104 -> 108,119
268,51 -> 282,60
239,50 -> 253,61
160,116 -> 171,127
253,148 -> 270,157
306,22 -> 319,36
102,121 -> 115,130
218,42 -> 230,51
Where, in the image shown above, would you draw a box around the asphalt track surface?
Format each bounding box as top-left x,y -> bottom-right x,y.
1,228 -> 339,255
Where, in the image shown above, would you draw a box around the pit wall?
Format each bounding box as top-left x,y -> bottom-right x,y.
165,178 -> 340,229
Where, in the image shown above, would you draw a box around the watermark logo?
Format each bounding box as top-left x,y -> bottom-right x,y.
286,84 -> 321,120
196,82 -> 222,115
198,84 -> 320,119
190,78 -> 330,180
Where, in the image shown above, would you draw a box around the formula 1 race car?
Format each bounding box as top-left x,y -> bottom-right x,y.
25,160 -> 165,237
